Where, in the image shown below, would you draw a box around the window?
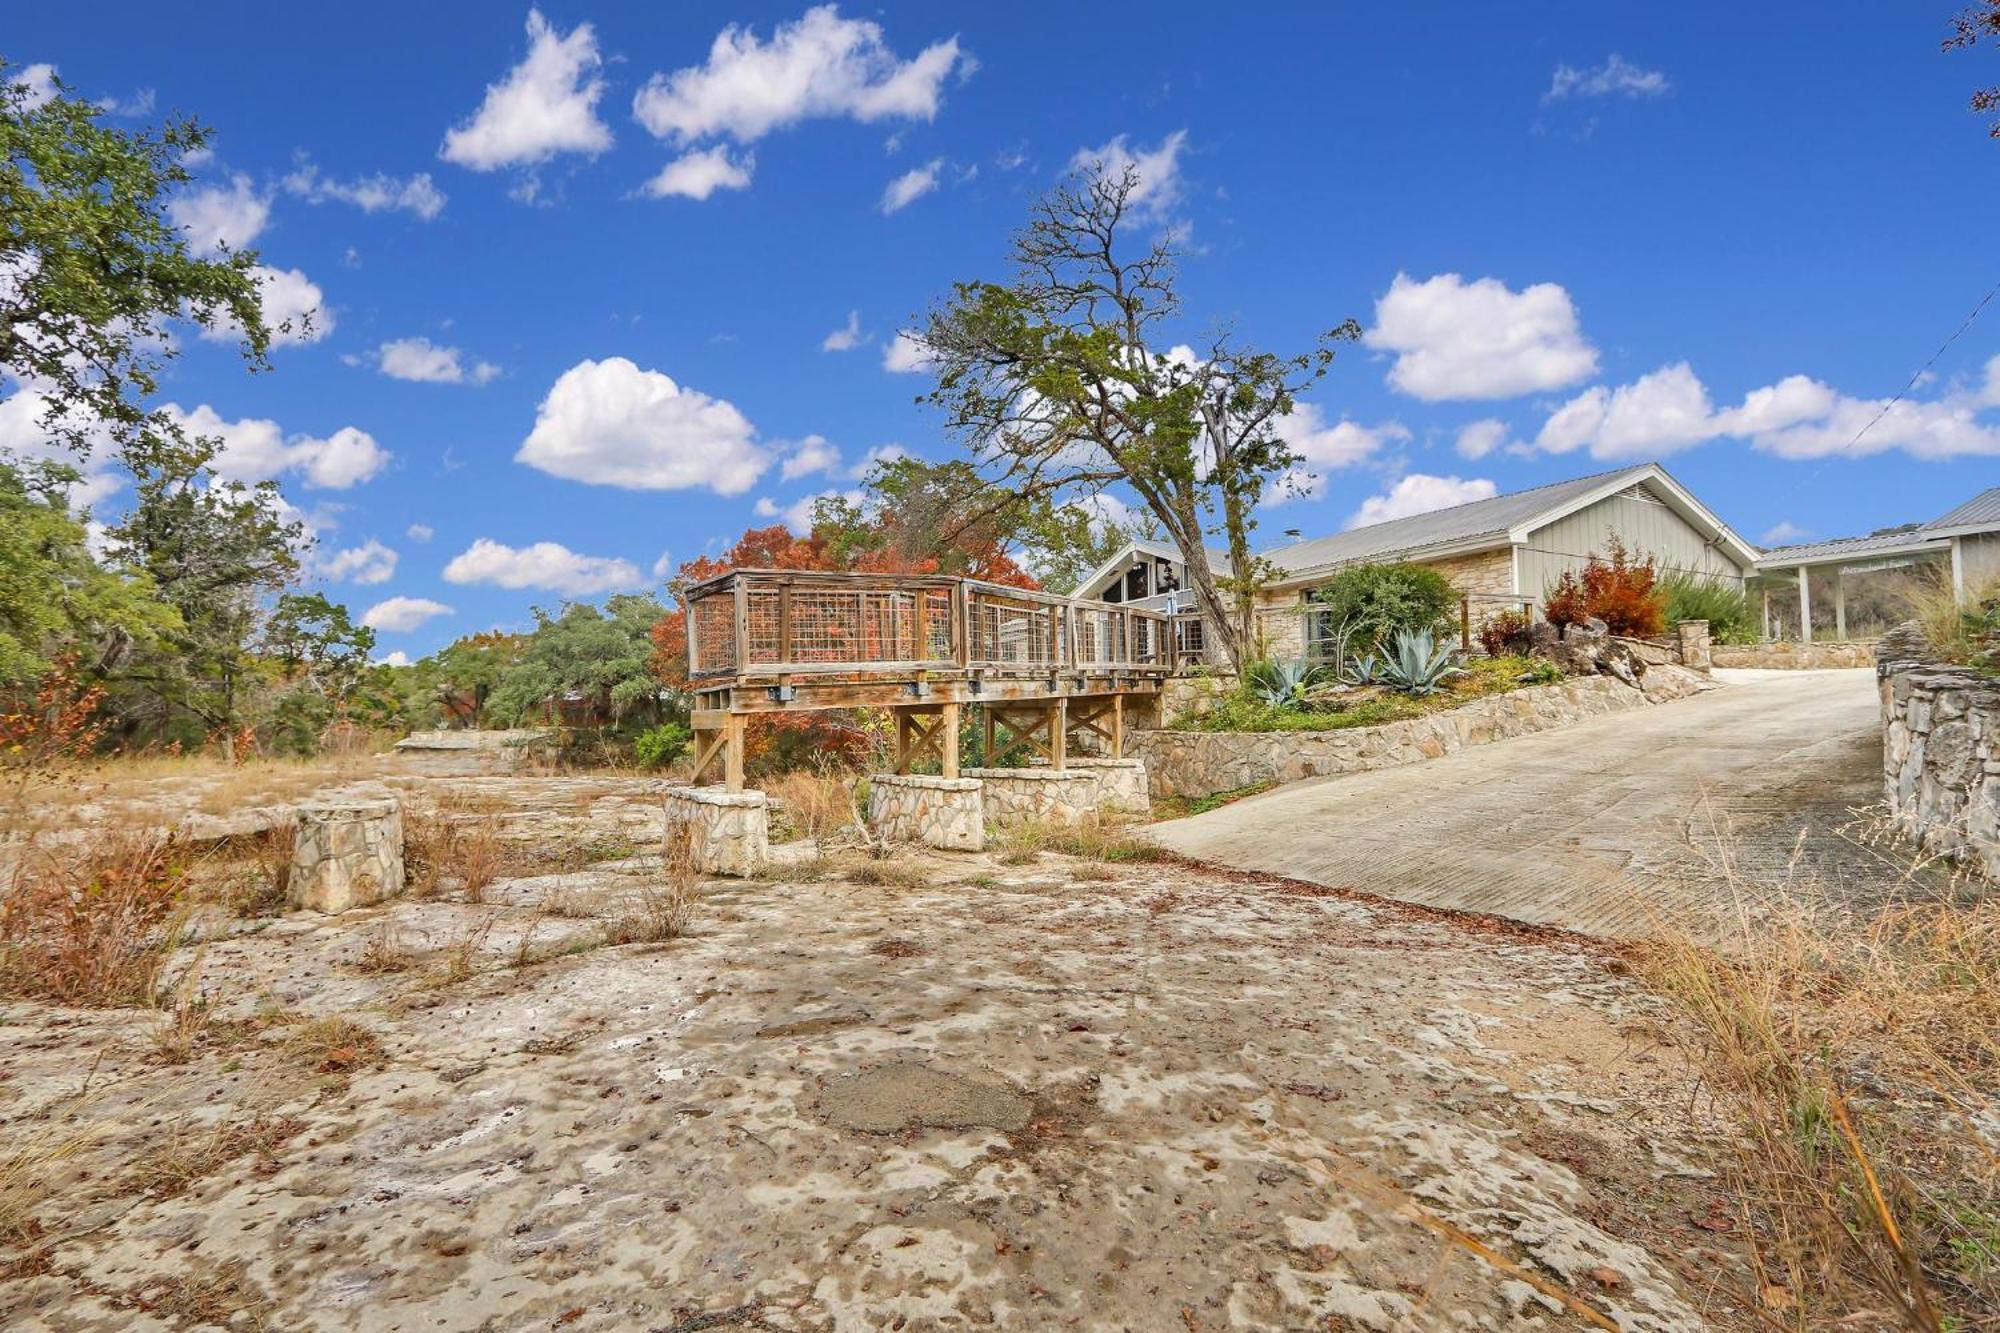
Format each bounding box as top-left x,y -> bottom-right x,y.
1303,604 -> 1342,664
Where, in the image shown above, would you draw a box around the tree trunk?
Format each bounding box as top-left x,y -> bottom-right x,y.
1177,542 -> 1242,673
1218,481 -> 1259,663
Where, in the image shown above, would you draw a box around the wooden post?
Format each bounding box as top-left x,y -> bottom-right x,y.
732,577 -> 750,669
1798,566 -> 1813,644
1050,697 -> 1067,772
940,702 -> 961,779
1110,694 -> 1124,760
893,707 -> 912,775
777,582 -> 793,668
912,588 -> 929,663
723,714 -> 746,793
982,704 -> 995,765
685,593 -> 701,674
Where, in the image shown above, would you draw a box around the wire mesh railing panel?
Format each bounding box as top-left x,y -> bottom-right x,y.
922,588 -> 954,661
745,589 -> 782,665
972,595 -> 1055,666
691,595 -> 737,674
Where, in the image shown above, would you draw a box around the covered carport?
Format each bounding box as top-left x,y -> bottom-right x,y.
1750,529 -> 1949,643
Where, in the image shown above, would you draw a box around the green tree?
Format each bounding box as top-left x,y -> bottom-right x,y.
0,458 -> 177,683
1308,563 -> 1458,653
409,630 -> 526,728
260,592 -> 376,750
487,595 -> 672,729
2,61 -> 271,463
913,164 -> 1358,670
101,432 -> 301,755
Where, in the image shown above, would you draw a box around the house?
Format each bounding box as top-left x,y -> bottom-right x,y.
1074,462 -> 1759,661
1752,486 -> 2000,642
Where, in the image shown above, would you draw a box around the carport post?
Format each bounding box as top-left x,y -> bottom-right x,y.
1797,566 -> 1813,645
1833,569 -> 1846,641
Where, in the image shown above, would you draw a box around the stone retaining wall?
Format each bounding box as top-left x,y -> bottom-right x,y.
868,775 -> 984,851
963,767 -> 1101,828
1054,758 -> 1151,816
1878,624 -> 2000,881
1712,641 -> 1875,669
1130,665 -> 1709,799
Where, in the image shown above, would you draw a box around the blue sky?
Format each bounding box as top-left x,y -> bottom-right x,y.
9,3 -> 1999,658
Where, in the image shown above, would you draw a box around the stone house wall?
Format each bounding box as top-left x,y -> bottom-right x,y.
1248,544 -> 1521,661
1878,624 -> 1999,881
1712,642 -> 1876,669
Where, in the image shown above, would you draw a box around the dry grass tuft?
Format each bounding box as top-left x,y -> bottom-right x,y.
354,924 -> 415,975
1897,566 -> 2000,664
995,815 -> 1168,868
766,770 -> 849,845
404,801 -> 503,902
842,855 -> 934,889
434,914 -> 497,986
281,1016 -> 386,1076
608,822 -> 700,944
128,1264 -> 270,1329
225,820 -> 296,918
0,835 -> 191,1006
1631,824 -> 2000,1327
134,1114 -> 306,1201
149,964 -> 216,1065
0,1124 -> 89,1244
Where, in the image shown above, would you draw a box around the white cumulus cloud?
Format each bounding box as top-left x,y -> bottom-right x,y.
199,265 -> 333,347
882,330 -> 934,373
12,63 -> 59,110
440,9 -> 612,172
880,158 -> 941,213
320,538 -> 398,585
1454,418 -> 1515,460
632,6 -> 967,145
376,336 -> 500,385
162,403 -> 390,490
1545,54 -> 1671,103
170,174 -> 270,254
1760,521 -> 1810,546
406,523 -> 435,542
362,596 -> 454,633
516,357 -> 769,494
1347,474 -> 1498,530
1069,130 -> 1187,222
1267,407 -> 1410,504
755,488 -> 858,536
780,434 -> 842,480
282,160 -> 446,219
1365,272 -> 1599,401
821,309 -> 864,351
641,145 -> 755,200
443,538 -> 642,595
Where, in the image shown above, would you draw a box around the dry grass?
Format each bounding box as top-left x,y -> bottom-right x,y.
841,855 -> 935,888
354,924 -> 416,975
9,750 -> 380,827
280,1016 -> 386,1076
765,770 -> 849,845
0,1124 -> 89,1245
224,820 -> 296,918
404,801 -> 503,902
0,835 -> 192,1006
995,815 -> 1170,867
434,914 -> 497,986
608,822 -> 700,944
149,963 -> 215,1065
1631,828 -> 2000,1328
133,1114 -> 306,1201
1898,566 -> 2000,664
127,1263 -> 270,1330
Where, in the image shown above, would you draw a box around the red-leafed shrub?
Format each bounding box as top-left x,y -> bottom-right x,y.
1476,609 -> 1531,657
1543,538 -> 1666,638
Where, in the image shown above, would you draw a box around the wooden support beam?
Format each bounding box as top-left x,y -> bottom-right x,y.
1834,569 -> 1847,641
1051,696 -> 1067,772
1111,693 -> 1124,760
723,714 -> 746,793
1798,566 -> 1813,645
940,702 -> 961,779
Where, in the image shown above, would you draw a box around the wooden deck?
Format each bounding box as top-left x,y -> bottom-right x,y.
681,569 -> 1190,789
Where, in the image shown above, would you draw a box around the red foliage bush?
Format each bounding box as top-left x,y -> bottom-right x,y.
1476,609 -> 1531,657
0,836 -> 190,1005
1543,538 -> 1666,638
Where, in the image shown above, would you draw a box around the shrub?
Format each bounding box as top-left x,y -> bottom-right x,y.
1475,609 -> 1531,657
632,721 -> 693,770
1544,538 -> 1666,637
0,836 -> 190,1006
1309,563 -> 1457,651
1659,572 -> 1758,644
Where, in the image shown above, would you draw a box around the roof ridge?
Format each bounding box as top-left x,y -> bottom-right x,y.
1256,461 -> 1656,555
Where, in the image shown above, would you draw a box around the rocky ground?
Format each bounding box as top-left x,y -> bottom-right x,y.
0,768 -> 1763,1332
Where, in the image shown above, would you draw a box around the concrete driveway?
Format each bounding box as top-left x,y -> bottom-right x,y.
1147,668 -> 1886,938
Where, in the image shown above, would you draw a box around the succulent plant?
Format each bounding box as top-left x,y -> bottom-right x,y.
1377,628 -> 1466,696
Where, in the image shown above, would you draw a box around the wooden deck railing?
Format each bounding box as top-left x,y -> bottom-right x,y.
683,569 -> 1175,680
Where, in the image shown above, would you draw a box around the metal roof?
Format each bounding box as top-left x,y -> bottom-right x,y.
1258,464 -> 1660,575
1754,529 -> 1947,567
1930,486 -> 2000,532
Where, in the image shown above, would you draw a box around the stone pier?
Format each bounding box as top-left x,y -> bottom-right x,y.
1054,757 -> 1151,816
663,786 -> 769,877
867,774 -> 984,851
964,767 -> 1101,828
288,798 -> 404,913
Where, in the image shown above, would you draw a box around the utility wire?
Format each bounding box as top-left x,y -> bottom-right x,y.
1841,276 -> 2000,454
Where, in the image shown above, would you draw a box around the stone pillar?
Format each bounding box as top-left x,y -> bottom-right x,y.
663,786 -> 768,877
1056,757 -> 1152,816
1675,619 -> 1712,674
965,767 -> 1101,828
867,774 -> 984,851
288,798 -> 404,914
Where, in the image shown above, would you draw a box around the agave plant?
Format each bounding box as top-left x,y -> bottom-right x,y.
1377,628 -> 1466,697
1245,657 -> 1326,708
1345,652 -> 1383,686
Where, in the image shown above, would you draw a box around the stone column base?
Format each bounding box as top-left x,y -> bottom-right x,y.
963,767 -> 1101,828
664,786 -> 768,877
1046,757 -> 1151,817
868,774 -> 984,851
289,798 -> 404,913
